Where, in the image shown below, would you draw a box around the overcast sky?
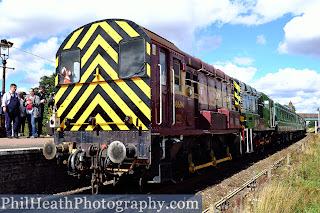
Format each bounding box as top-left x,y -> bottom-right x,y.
0,0 -> 320,113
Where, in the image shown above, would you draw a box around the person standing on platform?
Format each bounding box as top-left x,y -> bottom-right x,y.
1,84 -> 20,138
19,92 -> 27,136
37,85 -> 46,137
25,88 -> 40,138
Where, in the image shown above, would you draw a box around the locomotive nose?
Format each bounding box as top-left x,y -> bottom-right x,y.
107,141 -> 126,164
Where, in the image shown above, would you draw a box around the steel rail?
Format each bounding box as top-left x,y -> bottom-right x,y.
202,155 -> 288,213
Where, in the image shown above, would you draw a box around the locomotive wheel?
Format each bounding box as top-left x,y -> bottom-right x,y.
71,150 -> 82,172
171,151 -> 187,183
67,153 -> 73,172
98,148 -> 108,169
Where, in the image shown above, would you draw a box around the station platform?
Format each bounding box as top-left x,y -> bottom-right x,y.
0,136 -> 53,150
0,136 -> 87,194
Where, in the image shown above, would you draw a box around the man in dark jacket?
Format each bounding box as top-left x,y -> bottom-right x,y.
37,85 -> 46,137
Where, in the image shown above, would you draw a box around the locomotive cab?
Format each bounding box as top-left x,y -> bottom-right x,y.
45,19 -> 153,191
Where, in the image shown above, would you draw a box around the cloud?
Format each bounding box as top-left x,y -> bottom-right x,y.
256,34 -> 266,45
195,36 -> 222,55
251,68 -> 320,112
231,0 -> 315,25
0,0 -> 318,56
234,57 -> 255,66
16,87 -> 27,93
278,2 -> 320,57
0,0 -> 241,53
2,37 -> 57,91
30,37 -> 59,63
19,68 -> 54,86
214,62 -> 257,83
1,0 -> 314,53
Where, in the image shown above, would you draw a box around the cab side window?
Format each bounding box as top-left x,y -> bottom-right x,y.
173,59 -> 181,91
160,51 -> 167,85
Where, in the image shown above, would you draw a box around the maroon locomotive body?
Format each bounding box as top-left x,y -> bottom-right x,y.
44,19 -> 304,192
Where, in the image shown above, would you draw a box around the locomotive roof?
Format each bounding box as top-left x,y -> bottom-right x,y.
140,26 -> 185,55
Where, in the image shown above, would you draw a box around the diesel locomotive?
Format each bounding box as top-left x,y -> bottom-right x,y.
43,19 -> 306,193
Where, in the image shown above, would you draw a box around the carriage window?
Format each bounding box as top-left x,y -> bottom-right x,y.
119,38 -> 146,78
60,50 -> 80,84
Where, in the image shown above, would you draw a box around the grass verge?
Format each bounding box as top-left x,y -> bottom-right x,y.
244,134 -> 320,213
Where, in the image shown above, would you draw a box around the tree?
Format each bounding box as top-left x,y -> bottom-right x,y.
37,73 -> 55,135
308,121 -> 316,128
34,73 -> 55,95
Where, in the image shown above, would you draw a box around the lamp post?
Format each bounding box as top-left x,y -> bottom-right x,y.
0,39 -> 14,96
0,39 -> 14,130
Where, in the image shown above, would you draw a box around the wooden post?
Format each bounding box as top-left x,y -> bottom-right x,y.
301,143 -> 306,153
286,153 -> 290,165
268,168 -> 272,179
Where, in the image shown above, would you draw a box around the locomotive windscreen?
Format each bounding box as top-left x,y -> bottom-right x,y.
119,38 -> 146,78
59,50 -> 80,84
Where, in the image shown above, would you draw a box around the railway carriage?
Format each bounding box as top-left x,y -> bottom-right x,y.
44,19 -> 305,193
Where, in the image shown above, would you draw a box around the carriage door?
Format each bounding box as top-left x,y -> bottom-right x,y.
157,50 -> 169,127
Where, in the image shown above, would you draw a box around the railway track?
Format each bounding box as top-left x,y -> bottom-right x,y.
54,136 -> 305,195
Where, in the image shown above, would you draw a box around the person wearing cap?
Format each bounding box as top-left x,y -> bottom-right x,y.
1,84 -> 21,138
37,85 -> 46,137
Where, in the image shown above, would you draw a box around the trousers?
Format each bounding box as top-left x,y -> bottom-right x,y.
5,112 -> 19,136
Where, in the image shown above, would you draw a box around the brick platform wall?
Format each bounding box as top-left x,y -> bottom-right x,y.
0,148 -> 88,194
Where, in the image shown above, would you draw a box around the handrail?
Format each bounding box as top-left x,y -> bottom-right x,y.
156,64 -> 162,125
171,68 -> 175,126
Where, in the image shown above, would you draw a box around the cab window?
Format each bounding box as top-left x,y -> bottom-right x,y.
173,59 -> 181,91
160,51 -> 167,85
119,38 -> 146,78
60,50 -> 80,84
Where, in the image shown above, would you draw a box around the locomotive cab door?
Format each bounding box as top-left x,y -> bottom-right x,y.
172,57 -> 185,128
157,49 -> 170,127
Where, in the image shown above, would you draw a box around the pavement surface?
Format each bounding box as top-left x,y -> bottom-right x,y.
0,136 -> 54,150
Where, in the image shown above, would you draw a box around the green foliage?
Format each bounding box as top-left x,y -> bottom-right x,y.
308,121 -> 316,128
38,73 -> 55,135
36,73 -> 55,95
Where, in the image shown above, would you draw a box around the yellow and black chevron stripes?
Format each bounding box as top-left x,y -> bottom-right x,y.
64,28 -> 84,50
81,34 -> 118,68
71,94 -> 130,131
115,21 -> 140,37
233,81 -> 241,112
55,19 -> 151,131
55,82 -> 149,131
